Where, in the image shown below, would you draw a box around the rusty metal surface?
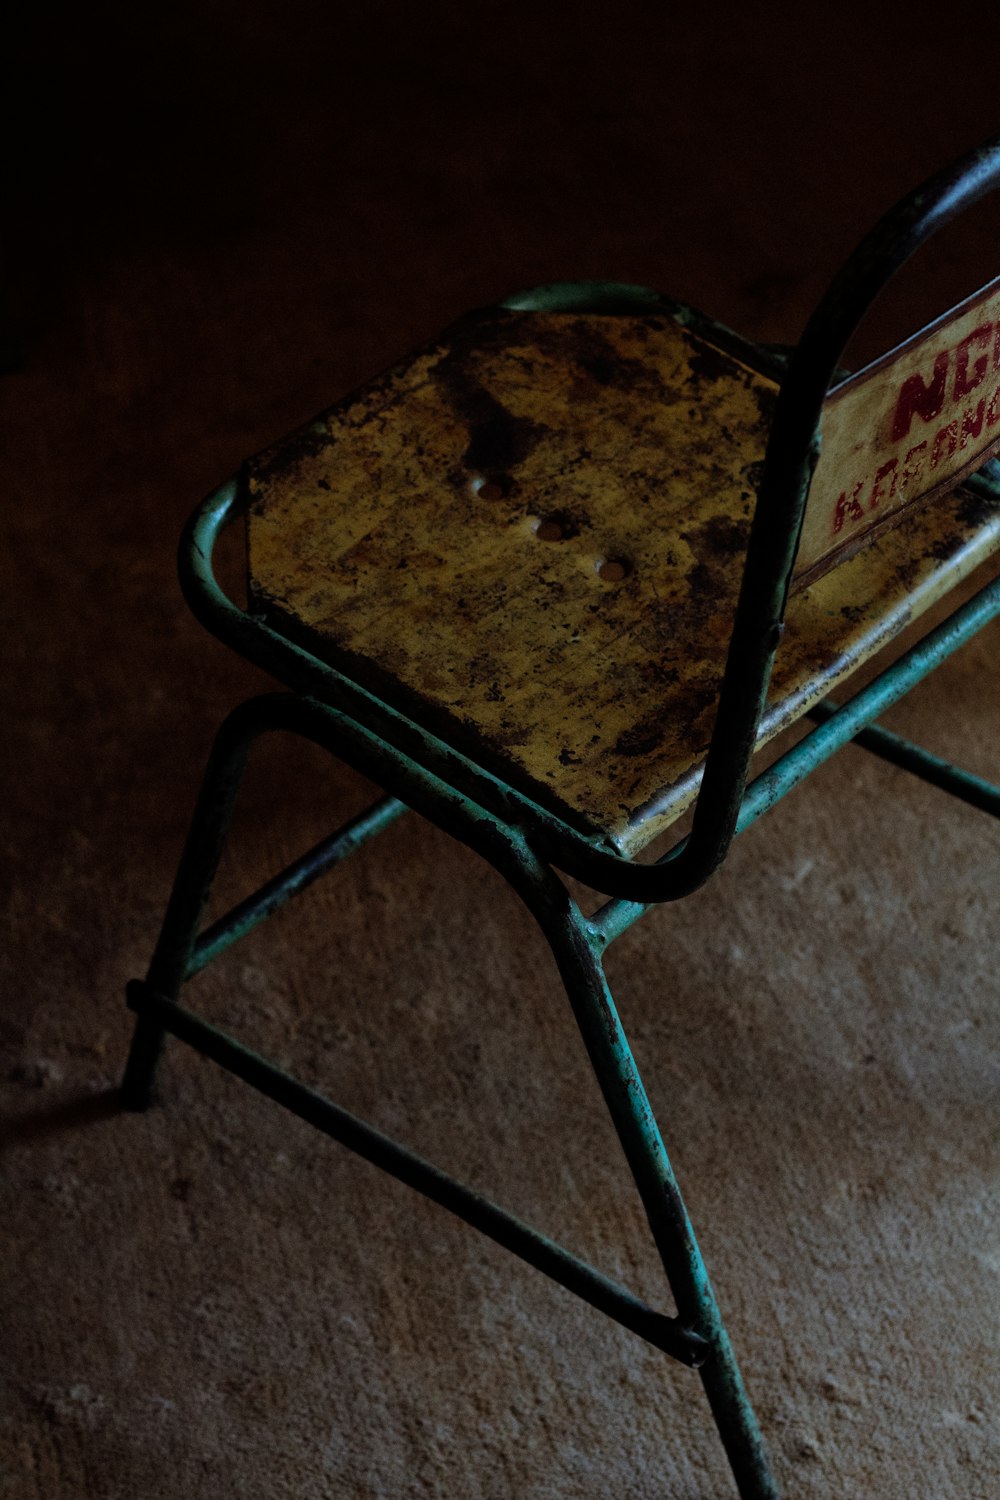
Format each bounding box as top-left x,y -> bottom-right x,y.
246,308 -> 1000,853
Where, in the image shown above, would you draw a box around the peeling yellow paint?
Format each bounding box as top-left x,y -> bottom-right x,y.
247,308 -> 1000,852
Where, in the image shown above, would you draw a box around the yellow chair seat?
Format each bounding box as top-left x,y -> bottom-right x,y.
247,307 -> 1000,853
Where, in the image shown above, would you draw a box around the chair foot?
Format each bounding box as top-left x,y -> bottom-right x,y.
120,705 -> 262,1111
120,991 -> 166,1110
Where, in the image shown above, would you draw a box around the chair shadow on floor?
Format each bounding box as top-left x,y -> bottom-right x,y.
1,1087 -> 123,1152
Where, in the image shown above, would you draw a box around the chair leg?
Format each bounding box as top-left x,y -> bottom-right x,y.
508,855 -> 779,1500
122,695 -> 776,1494
121,704 -> 259,1110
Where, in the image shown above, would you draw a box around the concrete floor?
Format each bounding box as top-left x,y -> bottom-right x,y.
3,5 -> 999,1496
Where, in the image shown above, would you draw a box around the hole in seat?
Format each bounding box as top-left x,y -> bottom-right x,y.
476,479 -> 505,502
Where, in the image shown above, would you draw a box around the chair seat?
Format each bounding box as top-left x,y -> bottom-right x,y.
246,306 -> 1000,853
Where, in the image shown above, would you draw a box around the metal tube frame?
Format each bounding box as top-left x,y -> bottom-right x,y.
123,135 -> 1000,1499
123,689 -> 777,1496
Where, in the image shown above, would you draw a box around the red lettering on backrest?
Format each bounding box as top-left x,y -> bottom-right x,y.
891,352 -> 949,441
931,421 -> 958,469
954,324 -> 993,398
832,483 -> 865,535
901,440 -> 927,488
987,383 -> 1000,427
960,399 -> 986,447
869,457 -> 898,509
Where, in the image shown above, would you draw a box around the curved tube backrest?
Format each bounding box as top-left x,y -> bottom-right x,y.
684,132 -> 1000,888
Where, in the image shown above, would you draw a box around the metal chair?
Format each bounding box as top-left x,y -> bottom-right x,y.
122,135 -> 1000,1498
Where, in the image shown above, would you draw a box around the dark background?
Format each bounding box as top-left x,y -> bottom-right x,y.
10,3 -> 1000,378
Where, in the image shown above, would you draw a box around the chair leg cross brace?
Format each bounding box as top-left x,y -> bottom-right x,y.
121,694 -> 781,1500
807,697 -> 1000,816
126,980 -> 706,1370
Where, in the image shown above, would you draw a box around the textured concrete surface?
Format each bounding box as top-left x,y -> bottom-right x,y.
3,5 -> 1000,1497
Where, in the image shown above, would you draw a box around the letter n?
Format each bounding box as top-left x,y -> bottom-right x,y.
891,352 -> 948,442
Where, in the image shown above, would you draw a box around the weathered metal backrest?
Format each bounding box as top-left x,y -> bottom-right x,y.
688,134 -> 1000,891
796,274 -> 1000,582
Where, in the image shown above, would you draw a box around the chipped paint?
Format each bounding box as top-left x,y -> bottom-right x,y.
246,307 -> 1000,853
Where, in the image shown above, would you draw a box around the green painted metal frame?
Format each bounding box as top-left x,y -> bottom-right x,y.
122,135 -> 1000,1499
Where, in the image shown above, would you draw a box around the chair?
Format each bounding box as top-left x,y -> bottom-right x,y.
121,136 -> 1000,1498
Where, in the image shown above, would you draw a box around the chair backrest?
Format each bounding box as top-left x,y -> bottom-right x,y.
794,273 -> 1000,582
687,132 -> 1000,890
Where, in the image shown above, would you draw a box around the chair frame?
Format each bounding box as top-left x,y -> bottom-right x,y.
122,136 -> 1000,1498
